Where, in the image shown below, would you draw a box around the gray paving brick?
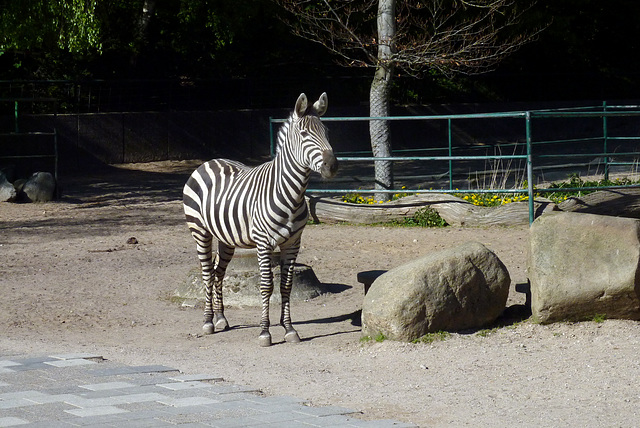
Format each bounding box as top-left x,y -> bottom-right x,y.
156,381 -> 213,391
157,396 -> 220,407
189,398 -> 266,415
64,405 -> 128,417
248,410 -> 314,424
49,353 -> 103,361
0,417 -> 29,427
195,391 -> 259,403
248,394 -> 308,405
116,419 -> 175,427
9,357 -> 52,365
293,414 -> 365,427
58,413 -> 128,426
202,383 -> 260,395
16,421 -> 74,428
154,409 -> 215,425
266,420 -> 321,428
0,399 -> 36,410
91,365 -> 178,377
44,359 -> 97,368
116,408 -> 173,421
208,416 -> 265,427
0,390 -> 48,400
79,381 -> 136,391
26,393 -> 79,404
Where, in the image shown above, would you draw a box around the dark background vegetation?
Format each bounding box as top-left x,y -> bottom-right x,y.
2,0 -> 640,109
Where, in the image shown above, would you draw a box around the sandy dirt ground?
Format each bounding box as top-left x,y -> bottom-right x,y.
1,161 -> 640,427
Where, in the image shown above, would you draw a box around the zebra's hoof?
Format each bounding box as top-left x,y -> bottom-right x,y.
214,315 -> 229,331
202,322 -> 215,335
258,331 -> 272,347
284,330 -> 301,343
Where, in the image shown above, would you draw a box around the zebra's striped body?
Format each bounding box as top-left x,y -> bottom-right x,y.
183,93 -> 337,346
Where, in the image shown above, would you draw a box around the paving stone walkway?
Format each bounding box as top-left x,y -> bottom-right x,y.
0,353 -> 414,428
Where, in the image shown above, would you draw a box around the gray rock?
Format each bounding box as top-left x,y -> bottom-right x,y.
528,212 -> 640,323
361,241 -> 511,341
13,178 -> 26,195
0,171 -> 16,202
21,171 -> 56,202
175,249 -> 330,307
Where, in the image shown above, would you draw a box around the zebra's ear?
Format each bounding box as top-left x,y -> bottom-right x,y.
294,93 -> 308,118
313,92 -> 328,116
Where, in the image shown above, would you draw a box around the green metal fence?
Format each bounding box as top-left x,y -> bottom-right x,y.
0,97 -> 59,184
269,103 -> 640,224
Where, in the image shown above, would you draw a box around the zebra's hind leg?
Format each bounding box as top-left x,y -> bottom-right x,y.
257,247 -> 275,347
192,232 -> 216,334
211,242 -> 234,333
279,245 -> 301,343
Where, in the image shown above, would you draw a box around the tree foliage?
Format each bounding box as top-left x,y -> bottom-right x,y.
0,0 -> 101,54
0,0 -> 271,79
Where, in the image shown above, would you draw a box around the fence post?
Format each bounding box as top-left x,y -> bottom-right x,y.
603,101 -> 609,181
269,117 -> 275,158
448,118 -> 453,190
14,100 -> 19,133
54,128 -> 59,198
526,111 -> 534,224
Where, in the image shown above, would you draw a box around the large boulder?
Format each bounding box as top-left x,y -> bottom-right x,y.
0,171 -> 16,202
361,242 -> 511,341
21,171 -> 56,202
529,212 -> 640,323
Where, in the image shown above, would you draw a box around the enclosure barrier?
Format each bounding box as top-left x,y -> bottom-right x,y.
0,98 -> 59,184
270,103 -> 640,224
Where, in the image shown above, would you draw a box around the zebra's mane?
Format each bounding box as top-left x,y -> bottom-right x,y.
274,115 -> 293,157
274,107 -> 323,156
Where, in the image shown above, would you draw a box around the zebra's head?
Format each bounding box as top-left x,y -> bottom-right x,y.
283,92 -> 338,179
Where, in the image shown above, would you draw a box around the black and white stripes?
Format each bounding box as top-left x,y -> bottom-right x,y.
183,92 -> 337,346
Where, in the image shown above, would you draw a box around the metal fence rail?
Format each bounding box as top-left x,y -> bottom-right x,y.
270,103 -> 640,224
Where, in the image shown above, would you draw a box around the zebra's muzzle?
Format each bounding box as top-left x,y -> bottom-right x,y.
320,150 -> 338,179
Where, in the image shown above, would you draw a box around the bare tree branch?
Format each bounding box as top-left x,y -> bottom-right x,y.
272,0 -> 545,75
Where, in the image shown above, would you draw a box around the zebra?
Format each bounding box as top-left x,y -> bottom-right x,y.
182,92 -> 338,347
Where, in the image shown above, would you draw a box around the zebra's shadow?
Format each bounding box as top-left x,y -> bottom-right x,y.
293,309 -> 362,343
296,309 -> 362,328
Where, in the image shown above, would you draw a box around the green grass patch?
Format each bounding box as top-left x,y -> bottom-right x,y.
387,206 -> 448,228
360,331 -> 388,343
412,331 -> 451,344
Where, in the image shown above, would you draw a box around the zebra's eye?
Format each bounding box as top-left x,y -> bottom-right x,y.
299,130 -> 309,138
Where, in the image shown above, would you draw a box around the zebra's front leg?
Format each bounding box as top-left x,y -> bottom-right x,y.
257,249 -> 275,347
280,247 -> 301,343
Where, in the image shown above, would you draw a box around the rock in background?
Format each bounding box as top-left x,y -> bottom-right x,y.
176,249 -> 330,307
0,171 -> 16,202
529,212 -> 640,323
20,171 -> 56,202
361,241 -> 511,342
